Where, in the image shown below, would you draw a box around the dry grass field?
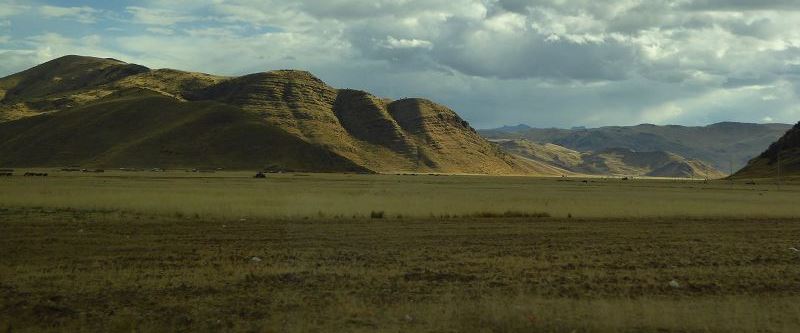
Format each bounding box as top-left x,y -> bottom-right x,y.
2,171 -> 800,332
1,170 -> 799,219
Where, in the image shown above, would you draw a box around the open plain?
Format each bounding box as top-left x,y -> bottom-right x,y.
2,172 -> 800,332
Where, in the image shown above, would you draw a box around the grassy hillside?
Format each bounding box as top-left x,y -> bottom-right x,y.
497,139 -> 726,179
481,122 -> 793,172
0,91 -> 367,172
0,55 -> 546,175
734,122 -> 800,178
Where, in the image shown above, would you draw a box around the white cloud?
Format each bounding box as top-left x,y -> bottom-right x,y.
111,29 -> 353,76
0,2 -> 28,17
185,26 -> 245,38
7,33 -> 125,70
81,34 -> 102,47
39,5 -> 99,24
640,103 -> 685,125
126,6 -> 197,26
146,27 -> 175,35
484,12 -> 526,33
380,36 -> 433,49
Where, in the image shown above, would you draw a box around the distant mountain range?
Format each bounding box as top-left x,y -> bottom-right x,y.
0,55 -> 556,175
480,122 -> 793,172
495,139 -> 726,179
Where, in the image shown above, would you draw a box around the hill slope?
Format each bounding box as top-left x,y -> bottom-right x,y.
734,122 -> 800,178
0,55 -> 547,175
497,139 -> 726,179
481,122 -> 793,172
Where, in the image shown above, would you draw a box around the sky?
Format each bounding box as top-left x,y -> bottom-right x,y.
1,0 -> 799,129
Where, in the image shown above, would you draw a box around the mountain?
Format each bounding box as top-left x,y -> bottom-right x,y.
480,122 -> 793,172
496,139 -> 726,179
734,122 -> 800,178
494,124 -> 532,132
0,55 -> 553,174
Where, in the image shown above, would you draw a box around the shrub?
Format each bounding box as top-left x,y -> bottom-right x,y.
464,211 -> 551,219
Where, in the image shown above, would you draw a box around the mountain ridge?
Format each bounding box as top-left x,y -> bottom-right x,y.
495,139 -> 726,179
480,122 -> 793,172
0,55 -> 552,175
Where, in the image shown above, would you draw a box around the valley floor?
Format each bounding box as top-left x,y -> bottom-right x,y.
1,172 -> 800,332
0,170 -> 799,219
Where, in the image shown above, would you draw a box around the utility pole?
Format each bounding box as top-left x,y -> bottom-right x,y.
777,148 -> 782,191
729,156 -> 734,188
729,157 -> 733,176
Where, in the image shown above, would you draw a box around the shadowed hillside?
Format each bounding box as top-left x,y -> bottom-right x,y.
497,139 -> 726,179
481,122 -> 793,172
0,55 -> 548,174
0,91 -> 368,172
734,122 -> 800,179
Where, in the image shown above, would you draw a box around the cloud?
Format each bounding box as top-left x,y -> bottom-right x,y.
39,5 -> 100,24
0,33 -> 125,75
110,29 -> 353,76
120,0 -> 799,84
432,28 -> 636,80
380,36 -> 433,49
0,2 -> 28,17
640,103 -> 685,125
2,0 -> 800,128
682,0 -> 800,11
0,50 -> 38,76
146,27 -> 175,35
184,26 -> 246,38
126,6 -> 198,26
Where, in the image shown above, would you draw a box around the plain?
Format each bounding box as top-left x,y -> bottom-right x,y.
2,171 -> 800,332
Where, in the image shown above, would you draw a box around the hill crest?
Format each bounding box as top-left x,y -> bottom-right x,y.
0,55 -> 550,175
